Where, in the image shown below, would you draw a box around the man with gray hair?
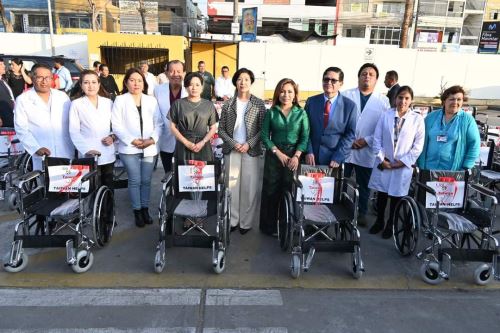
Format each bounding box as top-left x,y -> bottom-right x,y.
139,61 -> 157,95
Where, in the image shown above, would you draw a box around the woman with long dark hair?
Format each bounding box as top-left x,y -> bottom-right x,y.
7,58 -> 32,98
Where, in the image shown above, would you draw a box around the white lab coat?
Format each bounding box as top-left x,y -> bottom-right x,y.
14,88 -> 75,171
368,109 -> 425,197
153,83 -> 188,153
145,72 -> 157,96
343,87 -> 390,168
69,96 -> 116,165
111,92 -> 162,157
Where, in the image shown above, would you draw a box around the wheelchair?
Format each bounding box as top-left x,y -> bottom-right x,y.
0,128 -> 34,210
391,169 -> 499,285
278,164 -> 364,279
154,158 -> 231,274
3,156 -> 115,273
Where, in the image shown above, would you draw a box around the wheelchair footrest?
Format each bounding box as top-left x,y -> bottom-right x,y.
169,235 -> 216,248
439,248 -> 497,262
303,240 -> 359,253
14,235 -> 78,248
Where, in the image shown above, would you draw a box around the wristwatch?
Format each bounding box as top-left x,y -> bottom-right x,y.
272,148 -> 277,155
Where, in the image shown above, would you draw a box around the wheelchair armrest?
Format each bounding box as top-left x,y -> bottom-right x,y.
415,181 -> 436,196
469,183 -> 498,203
162,172 -> 173,184
293,177 -> 303,189
11,138 -> 20,144
81,170 -> 98,183
18,170 -> 42,187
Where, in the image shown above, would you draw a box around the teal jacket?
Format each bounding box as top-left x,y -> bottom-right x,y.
417,108 -> 480,171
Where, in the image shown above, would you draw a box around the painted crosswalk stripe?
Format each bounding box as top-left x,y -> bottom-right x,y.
205,289 -> 283,306
204,329 -> 288,333
0,329 -> 196,333
0,288 -> 201,307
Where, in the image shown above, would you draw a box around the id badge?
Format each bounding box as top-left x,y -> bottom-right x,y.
437,135 -> 447,143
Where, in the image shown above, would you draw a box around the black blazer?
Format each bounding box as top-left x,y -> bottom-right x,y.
218,94 -> 267,157
387,83 -> 400,108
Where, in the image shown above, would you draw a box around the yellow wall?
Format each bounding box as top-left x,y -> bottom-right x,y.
191,42 -> 238,78
486,0 -> 500,19
54,0 -> 120,33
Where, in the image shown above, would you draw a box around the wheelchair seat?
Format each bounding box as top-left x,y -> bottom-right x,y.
437,212 -> 478,233
302,205 -> 336,224
173,199 -> 217,218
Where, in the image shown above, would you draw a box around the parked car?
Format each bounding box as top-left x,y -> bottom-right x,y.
0,54 -> 82,83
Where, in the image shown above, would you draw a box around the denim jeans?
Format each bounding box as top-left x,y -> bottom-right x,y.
119,153 -> 157,210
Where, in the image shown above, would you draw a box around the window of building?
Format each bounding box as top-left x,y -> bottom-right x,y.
305,0 -> 336,6
343,0 -> 369,12
443,27 -> 460,43
381,2 -> 404,14
111,0 -> 119,6
59,15 -> 100,29
447,1 -> 464,17
369,26 -> 400,45
342,25 -> 365,38
419,0 -> 447,16
309,20 -> 316,32
491,11 -> 499,20
417,30 -> 441,43
159,24 -> 171,35
100,46 -> 169,75
28,15 -> 49,27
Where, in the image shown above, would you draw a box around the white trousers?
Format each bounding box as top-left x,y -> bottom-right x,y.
225,151 -> 264,230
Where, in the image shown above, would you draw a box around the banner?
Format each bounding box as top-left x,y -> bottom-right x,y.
241,7 -> 257,42
297,174 -> 335,204
478,21 -> 500,54
178,161 -> 215,192
425,179 -> 465,209
48,165 -> 90,193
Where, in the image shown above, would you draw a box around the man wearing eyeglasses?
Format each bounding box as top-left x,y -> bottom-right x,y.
304,67 -> 358,170
214,66 -> 234,101
14,63 -> 74,171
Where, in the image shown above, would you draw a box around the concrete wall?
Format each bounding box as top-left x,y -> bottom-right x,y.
0,32 -> 88,66
238,42 -> 500,101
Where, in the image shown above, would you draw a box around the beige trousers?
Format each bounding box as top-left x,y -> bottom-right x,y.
225,151 -> 264,230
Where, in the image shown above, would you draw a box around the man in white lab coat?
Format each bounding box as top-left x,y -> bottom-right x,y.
343,63 -> 390,226
153,60 -> 188,173
14,63 -> 75,171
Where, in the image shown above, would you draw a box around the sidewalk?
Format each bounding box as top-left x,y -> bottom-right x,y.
1,167 -> 499,291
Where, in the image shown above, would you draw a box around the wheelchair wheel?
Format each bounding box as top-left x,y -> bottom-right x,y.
290,254 -> 301,279
213,250 -> 226,274
92,187 -> 115,248
473,264 -> 493,286
19,153 -> 36,193
154,249 -> 165,273
71,250 -> 94,273
7,192 -> 17,211
278,191 -> 293,252
420,262 -> 443,285
3,252 -> 28,273
222,191 -> 231,247
393,197 -> 420,256
352,245 -> 363,279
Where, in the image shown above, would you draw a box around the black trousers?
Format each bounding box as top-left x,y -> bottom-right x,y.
376,192 -> 402,225
160,151 -> 173,173
99,163 -> 115,190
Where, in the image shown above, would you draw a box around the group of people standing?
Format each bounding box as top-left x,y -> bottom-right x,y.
5,57 -> 481,242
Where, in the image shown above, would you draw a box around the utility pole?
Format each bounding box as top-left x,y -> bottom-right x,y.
138,0 -> 147,34
47,0 -> 55,56
232,0 -> 238,41
400,0 -> 414,48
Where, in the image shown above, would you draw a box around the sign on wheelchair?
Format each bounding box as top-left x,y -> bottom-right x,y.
48,164 -> 91,193
177,161 -> 216,192
296,172 -> 335,204
425,178 -> 465,209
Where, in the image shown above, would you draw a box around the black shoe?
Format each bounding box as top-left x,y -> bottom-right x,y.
141,207 -> 153,224
134,210 -> 145,228
369,220 -> 384,234
357,214 -> 368,227
239,228 -> 251,235
230,226 -> 238,233
382,224 -> 393,239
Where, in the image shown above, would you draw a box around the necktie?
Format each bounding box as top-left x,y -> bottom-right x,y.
323,100 -> 331,129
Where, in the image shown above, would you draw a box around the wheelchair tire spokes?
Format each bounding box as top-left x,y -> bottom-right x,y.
393,197 -> 419,256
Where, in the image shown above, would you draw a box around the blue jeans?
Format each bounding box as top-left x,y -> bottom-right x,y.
345,163 -> 372,215
119,153 -> 157,210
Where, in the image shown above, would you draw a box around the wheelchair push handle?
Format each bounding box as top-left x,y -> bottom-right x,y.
80,170 -> 98,183
415,181 -> 437,196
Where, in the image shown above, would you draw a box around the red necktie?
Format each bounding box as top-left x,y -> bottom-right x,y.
323,100 -> 331,129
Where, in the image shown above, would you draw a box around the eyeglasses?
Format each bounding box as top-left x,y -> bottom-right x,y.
222,70 -> 229,73
35,76 -> 53,82
322,78 -> 340,85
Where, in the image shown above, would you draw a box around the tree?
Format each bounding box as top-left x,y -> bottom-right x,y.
0,0 -> 14,33
137,0 -> 147,34
87,0 -> 111,32
400,0 -> 414,48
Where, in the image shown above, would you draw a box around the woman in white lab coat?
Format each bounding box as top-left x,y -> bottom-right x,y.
112,68 -> 162,228
368,86 -> 425,239
69,70 -> 115,189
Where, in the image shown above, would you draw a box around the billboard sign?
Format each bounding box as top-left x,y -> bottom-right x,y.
478,21 -> 500,54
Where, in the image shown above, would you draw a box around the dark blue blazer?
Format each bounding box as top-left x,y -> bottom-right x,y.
304,93 -> 358,164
